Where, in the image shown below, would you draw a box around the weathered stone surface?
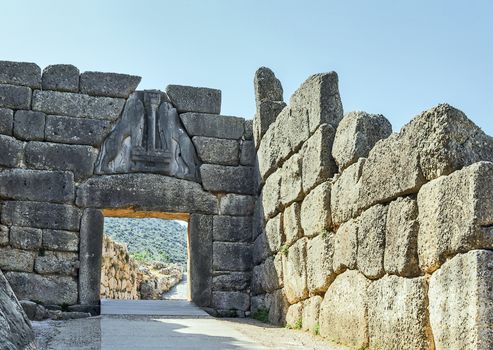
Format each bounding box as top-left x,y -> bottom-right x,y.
0,247 -> 35,272
19,300 -> 49,321
418,161 -> 493,273
360,104 -> 493,210
0,107 -> 13,135
32,90 -> 125,120
333,218 -> 358,273
253,100 -> 286,147
189,214 -> 213,307
1,201 -> 80,231
332,111 -> 392,171
252,255 -> 283,294
357,204 -> 387,279
193,136 -> 239,165
240,140 -> 256,166
283,202 -> 302,246
212,291 -> 250,311
265,213 -> 283,254
42,64 -> 80,92
5,272 -> 77,305
213,242 -> 251,272
45,115 -> 113,146
42,230 -> 79,252
319,270 -> 370,348
219,193 -> 255,216
301,181 -> 331,238
200,164 -> 254,195
79,209 -> 103,305
35,251 -> 78,276
286,302 -> 303,328
166,85 -> 221,114
0,269 -> 36,350
385,197 -> 420,277
0,134 -> 23,168
283,238 -> 308,304
254,67 -> 283,104
368,275 -> 433,350
0,225 -> 8,246
25,141 -> 98,181
0,60 -> 41,88
180,112 -> 243,139
252,232 -> 270,265
80,71 -> 141,98
302,295 -> 323,333
0,83 -> 31,109
13,110 -> 46,141
290,72 -> 343,133
280,153 -> 303,205
257,106 -> 310,180
301,123 -> 337,193
213,215 -> 252,242
262,170 -> 281,219
9,226 -> 42,250
243,119 -> 253,140
429,250 -> 493,350
0,169 -> 74,204
212,271 -> 250,291
77,174 -> 218,214
307,233 -> 335,293
268,289 -> 290,325
331,158 -> 365,225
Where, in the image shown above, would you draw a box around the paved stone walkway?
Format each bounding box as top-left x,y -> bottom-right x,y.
162,273 -> 189,300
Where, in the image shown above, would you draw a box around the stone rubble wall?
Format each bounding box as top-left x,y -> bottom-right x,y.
0,60 -> 255,316
251,67 -> 493,350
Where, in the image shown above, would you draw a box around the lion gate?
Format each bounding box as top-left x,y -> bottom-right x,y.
0,62 -> 255,316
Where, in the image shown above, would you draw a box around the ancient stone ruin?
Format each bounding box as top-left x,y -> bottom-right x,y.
0,60 -> 492,349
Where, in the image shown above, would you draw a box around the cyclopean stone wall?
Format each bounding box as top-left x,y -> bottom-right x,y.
0,60 -> 254,316
251,67 -> 493,350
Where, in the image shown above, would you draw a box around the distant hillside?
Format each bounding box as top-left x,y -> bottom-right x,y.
104,218 -> 188,266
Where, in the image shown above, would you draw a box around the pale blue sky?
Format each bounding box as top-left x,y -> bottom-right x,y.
1,1 -> 491,134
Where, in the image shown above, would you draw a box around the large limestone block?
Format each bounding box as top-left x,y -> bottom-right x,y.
193,136 -> 240,165
253,100 -> 286,146
331,158 -> 365,225
283,202 -> 302,246
32,90 -> 125,120
212,291 -> 250,311
25,141 -> 98,181
357,204 -> 387,279
218,193 -> 255,216
286,302 -> 303,328
80,71 -> 141,98
200,164 -> 254,195
0,107 -> 13,135
9,226 -> 42,250
385,197 -> 420,276
265,213 -> 283,254
0,225 -> 8,246
301,123 -> 337,193
5,272 -> 77,305
166,85 -> 221,114
0,60 -> 41,88
283,238 -> 308,304
42,230 -> 79,252
76,174 -> 218,214
332,111 -> 392,171
35,251 -> 79,276
301,181 -> 331,238
189,214 -> 213,307
0,247 -> 35,272
252,232 -> 270,265
368,275 -> 433,350
213,242 -> 252,272
212,271 -> 251,291
418,161 -> 493,273
13,110 -> 46,141
262,170 -> 282,219
280,153 -> 303,205
0,268 -> 36,350
0,135 -> 24,168
180,113 -> 244,140
252,255 -> 283,294
0,83 -> 31,110
429,250 -> 493,350
333,217 -> 358,273
0,169 -> 75,204
45,115 -> 113,146
302,295 -> 323,333
42,64 -> 80,92
319,270 -> 371,348
290,72 -> 343,133
268,289 -> 290,325
213,215 -> 252,243
360,104 -> 493,210
254,67 -> 283,104
1,201 -> 80,231
307,233 -> 335,294
240,140 -> 256,166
